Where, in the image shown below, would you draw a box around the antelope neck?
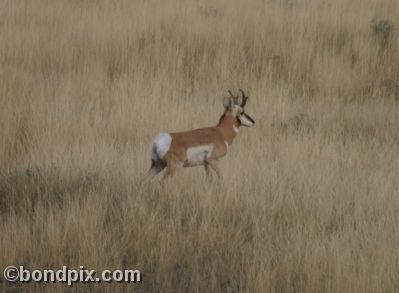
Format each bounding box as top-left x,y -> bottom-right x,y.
217,113 -> 240,146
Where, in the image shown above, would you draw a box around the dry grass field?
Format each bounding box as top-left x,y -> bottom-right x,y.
1,0 -> 399,292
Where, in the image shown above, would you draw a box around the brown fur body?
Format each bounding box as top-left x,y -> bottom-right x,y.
166,111 -> 239,165
143,90 -> 254,181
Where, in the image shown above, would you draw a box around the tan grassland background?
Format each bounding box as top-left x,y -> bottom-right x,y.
1,0 -> 399,292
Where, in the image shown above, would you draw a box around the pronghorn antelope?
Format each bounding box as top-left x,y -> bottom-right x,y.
143,89 -> 255,182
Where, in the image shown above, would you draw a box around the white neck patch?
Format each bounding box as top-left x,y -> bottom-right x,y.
233,125 -> 239,134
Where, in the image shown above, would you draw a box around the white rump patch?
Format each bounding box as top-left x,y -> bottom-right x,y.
233,125 -> 240,133
185,144 -> 213,167
151,133 -> 172,160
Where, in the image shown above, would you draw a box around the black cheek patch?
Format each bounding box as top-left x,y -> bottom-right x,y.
244,113 -> 255,124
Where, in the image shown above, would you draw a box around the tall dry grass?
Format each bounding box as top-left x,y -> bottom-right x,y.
0,0 -> 399,292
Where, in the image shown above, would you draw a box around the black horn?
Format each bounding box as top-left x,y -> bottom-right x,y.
239,89 -> 248,107
228,90 -> 238,104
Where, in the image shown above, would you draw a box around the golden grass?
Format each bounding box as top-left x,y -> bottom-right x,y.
1,0 -> 399,291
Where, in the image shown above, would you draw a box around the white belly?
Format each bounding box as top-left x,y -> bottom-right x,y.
185,145 -> 213,167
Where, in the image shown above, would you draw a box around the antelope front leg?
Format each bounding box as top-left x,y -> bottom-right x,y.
208,160 -> 222,180
204,160 -> 213,182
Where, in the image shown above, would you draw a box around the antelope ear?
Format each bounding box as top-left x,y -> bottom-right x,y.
223,96 -> 234,109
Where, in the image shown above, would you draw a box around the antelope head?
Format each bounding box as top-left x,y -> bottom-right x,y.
224,89 -> 255,127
